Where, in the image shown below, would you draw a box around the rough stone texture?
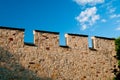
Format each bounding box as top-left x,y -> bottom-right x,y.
0,27 -> 118,80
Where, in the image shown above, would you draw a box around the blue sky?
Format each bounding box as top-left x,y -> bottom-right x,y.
0,0 -> 120,46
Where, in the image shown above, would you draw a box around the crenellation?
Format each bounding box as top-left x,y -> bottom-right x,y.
0,26 -> 25,31
34,30 -> 59,48
0,26 -> 118,80
0,27 -> 24,49
65,33 -> 89,50
24,42 -> 36,46
92,36 -> 115,51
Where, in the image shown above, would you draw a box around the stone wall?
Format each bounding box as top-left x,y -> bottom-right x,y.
0,26 -> 118,80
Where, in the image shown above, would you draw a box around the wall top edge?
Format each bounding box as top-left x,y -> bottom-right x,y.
0,26 -> 25,31
67,33 -> 88,37
35,30 -> 59,34
94,36 -> 115,40
24,42 -> 36,46
60,45 -> 69,48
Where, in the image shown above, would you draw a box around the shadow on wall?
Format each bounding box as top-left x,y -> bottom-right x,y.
0,47 -> 52,80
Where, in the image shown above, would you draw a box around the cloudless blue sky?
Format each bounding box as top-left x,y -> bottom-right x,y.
0,0 -> 120,46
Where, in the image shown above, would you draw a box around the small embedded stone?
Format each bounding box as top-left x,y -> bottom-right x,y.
46,47 -> 50,50
96,75 -> 98,77
9,38 -> 13,41
96,71 -> 100,74
13,33 -> 16,35
29,62 -> 35,64
83,76 -> 86,78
